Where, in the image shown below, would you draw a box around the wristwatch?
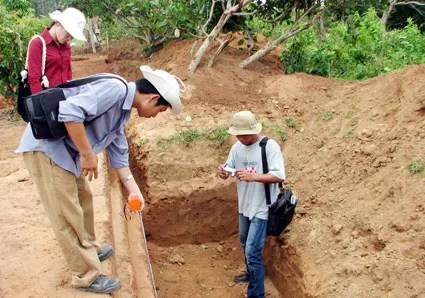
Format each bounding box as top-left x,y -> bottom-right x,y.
123,174 -> 134,183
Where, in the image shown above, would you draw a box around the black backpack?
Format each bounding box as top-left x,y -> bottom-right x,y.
259,137 -> 298,236
23,74 -> 127,140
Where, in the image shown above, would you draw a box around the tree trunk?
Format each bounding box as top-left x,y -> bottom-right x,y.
382,0 -> 398,27
87,19 -> 97,54
208,34 -> 233,68
188,13 -> 231,73
239,23 -> 313,69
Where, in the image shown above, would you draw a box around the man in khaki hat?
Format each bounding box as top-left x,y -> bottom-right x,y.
217,110 -> 285,298
16,66 -> 185,294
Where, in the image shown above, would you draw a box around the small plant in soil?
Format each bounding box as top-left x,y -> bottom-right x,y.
178,128 -> 204,144
138,138 -> 149,146
343,127 -> 354,140
206,126 -> 229,147
285,117 -> 297,129
276,127 -> 287,143
408,159 -> 425,174
320,110 -> 334,121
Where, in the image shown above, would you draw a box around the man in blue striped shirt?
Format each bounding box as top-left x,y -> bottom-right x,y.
16,65 -> 185,294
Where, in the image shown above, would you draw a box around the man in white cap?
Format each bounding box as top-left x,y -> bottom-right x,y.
217,111 -> 285,298
27,7 -> 87,94
16,66 -> 185,294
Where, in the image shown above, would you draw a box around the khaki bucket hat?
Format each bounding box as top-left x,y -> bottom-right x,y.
49,7 -> 87,41
140,65 -> 186,114
228,110 -> 262,135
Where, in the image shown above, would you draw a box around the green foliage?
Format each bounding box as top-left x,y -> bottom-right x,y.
157,128 -> 204,148
64,0 -> 206,54
342,127 -> 354,140
408,159 -> 425,174
0,0 -> 34,16
102,19 -> 138,41
138,138 -> 149,146
285,117 -> 297,128
0,5 -> 49,101
156,125 -> 230,149
281,9 -> 425,80
206,126 -> 229,148
276,127 -> 287,143
179,128 -> 204,144
320,110 -> 334,121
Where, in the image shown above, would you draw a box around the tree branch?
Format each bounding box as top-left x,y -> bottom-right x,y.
394,1 -> 425,6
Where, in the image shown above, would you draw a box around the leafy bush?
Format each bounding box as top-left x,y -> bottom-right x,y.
64,0 -> 206,54
0,5 -> 48,101
281,9 -> 425,80
0,0 -> 34,16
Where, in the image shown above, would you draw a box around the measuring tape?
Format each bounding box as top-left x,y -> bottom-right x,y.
138,211 -> 158,298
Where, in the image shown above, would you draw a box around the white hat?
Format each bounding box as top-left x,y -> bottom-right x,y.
49,7 -> 87,41
228,111 -> 263,135
140,65 -> 186,114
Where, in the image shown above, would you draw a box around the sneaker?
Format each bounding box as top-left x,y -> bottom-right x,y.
97,245 -> 114,262
77,275 -> 122,294
233,272 -> 250,283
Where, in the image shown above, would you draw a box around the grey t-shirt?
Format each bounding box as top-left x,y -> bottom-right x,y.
226,136 -> 286,220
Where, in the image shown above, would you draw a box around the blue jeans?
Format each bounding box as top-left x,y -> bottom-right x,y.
239,214 -> 268,298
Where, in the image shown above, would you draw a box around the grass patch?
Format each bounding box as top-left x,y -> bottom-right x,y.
156,126 -> 229,148
320,110 -> 334,122
206,126 -> 230,147
285,117 -> 297,128
179,128 -> 204,144
408,159 -> 425,174
276,127 -> 287,142
343,127 -> 354,140
139,138 -> 149,146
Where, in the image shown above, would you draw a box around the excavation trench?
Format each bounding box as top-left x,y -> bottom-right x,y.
112,143 -> 308,298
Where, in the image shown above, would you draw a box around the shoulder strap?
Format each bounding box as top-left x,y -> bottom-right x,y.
259,137 -> 283,206
24,35 -> 49,87
58,74 -> 128,89
259,137 -> 271,205
59,74 -> 129,125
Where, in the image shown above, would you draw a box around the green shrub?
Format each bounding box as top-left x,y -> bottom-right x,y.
0,6 -> 49,101
281,9 -> 425,80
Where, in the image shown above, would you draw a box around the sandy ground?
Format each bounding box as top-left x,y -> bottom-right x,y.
1,37 -> 425,298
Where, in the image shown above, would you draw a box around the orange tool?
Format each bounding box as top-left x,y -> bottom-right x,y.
127,193 -> 143,213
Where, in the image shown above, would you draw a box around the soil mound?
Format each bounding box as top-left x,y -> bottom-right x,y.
1,37 -> 424,298
120,39 -> 425,298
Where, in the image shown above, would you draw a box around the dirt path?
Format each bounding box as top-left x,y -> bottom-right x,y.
0,111 -> 114,297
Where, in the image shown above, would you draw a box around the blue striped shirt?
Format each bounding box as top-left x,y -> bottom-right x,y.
16,76 -> 135,177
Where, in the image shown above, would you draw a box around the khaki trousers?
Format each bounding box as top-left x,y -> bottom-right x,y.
23,151 -> 101,287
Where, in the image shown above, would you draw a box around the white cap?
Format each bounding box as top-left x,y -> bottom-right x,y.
49,7 -> 87,41
140,65 -> 186,114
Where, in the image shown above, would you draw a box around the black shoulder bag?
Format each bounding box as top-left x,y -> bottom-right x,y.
24,74 -> 128,140
259,137 -> 298,236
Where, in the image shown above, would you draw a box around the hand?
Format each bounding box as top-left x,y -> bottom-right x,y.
217,164 -> 230,179
80,151 -> 98,181
235,169 -> 256,182
127,192 -> 145,212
